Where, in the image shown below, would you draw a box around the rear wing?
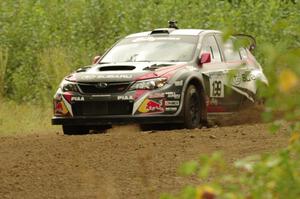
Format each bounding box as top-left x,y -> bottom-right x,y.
233,34 -> 256,53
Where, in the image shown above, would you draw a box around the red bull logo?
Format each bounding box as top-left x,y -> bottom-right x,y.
138,99 -> 164,113
146,100 -> 162,111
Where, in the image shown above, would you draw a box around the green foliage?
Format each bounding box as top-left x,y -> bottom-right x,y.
0,0 -> 299,104
169,142 -> 300,199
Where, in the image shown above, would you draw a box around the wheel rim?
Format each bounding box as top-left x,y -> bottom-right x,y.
189,93 -> 200,126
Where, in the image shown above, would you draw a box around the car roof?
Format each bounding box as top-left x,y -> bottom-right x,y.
125,29 -> 220,38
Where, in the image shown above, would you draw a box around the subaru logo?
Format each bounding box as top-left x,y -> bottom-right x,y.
96,82 -> 108,88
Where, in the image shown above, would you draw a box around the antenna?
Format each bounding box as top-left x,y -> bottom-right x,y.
168,20 -> 178,29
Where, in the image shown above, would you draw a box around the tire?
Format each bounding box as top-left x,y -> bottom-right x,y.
183,85 -> 202,129
92,125 -> 112,134
62,125 -> 89,135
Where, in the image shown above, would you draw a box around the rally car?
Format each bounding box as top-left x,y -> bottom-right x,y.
52,21 -> 268,135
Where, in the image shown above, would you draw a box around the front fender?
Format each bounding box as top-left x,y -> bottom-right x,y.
168,70 -> 206,117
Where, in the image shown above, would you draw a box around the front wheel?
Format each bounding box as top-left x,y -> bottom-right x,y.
183,85 -> 202,129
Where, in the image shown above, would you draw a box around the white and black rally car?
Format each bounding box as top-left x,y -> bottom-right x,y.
52,21 -> 268,135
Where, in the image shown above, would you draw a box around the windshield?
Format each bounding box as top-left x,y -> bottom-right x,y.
101,35 -> 198,63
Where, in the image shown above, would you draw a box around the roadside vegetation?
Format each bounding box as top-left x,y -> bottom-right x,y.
0,0 -> 299,197
0,0 -> 298,104
0,0 -> 299,134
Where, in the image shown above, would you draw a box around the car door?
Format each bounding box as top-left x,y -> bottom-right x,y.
218,35 -> 259,109
200,34 -> 238,113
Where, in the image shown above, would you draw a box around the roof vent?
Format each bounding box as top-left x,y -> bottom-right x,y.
150,28 -> 172,35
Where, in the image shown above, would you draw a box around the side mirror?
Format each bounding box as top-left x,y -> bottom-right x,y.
92,55 -> 101,64
199,53 -> 211,66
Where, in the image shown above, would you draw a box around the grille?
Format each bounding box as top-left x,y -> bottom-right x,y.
72,101 -> 133,116
78,82 -> 131,94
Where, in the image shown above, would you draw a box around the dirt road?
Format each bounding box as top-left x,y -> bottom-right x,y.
0,123 -> 289,199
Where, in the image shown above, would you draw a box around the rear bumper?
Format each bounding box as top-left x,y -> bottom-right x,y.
52,115 -> 184,126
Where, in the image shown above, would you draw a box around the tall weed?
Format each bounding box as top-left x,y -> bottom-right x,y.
37,47 -> 74,102
0,100 -> 58,135
0,48 -> 8,97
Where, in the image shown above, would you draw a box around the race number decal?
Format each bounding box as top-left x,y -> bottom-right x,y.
210,78 -> 224,98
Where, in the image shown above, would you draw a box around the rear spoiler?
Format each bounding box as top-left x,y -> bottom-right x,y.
233,34 -> 256,53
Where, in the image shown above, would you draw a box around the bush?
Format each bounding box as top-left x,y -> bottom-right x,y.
164,141 -> 300,199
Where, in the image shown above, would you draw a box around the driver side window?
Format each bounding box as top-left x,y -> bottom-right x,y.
201,35 -> 222,63
223,38 -> 242,61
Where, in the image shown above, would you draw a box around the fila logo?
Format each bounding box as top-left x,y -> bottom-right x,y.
71,96 -> 85,101
117,95 -> 133,100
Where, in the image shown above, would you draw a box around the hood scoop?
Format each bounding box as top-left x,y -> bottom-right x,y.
76,66 -> 91,73
99,65 -> 136,71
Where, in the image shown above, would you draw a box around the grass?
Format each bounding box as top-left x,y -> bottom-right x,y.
0,99 -> 59,135
0,48 -> 8,96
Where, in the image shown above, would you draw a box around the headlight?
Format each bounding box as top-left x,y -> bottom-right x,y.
130,78 -> 167,90
60,80 -> 79,92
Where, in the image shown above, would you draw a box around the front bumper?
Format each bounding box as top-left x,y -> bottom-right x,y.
52,115 -> 184,126
52,78 -> 183,126
53,81 -> 185,126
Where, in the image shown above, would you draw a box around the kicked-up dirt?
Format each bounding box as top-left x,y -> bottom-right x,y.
0,123 -> 289,199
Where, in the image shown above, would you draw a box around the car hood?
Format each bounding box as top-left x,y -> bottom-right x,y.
68,62 -> 187,82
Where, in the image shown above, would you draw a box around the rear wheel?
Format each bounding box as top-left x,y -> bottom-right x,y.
183,85 -> 202,129
62,125 -> 89,135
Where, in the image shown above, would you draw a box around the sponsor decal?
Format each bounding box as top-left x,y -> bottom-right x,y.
54,101 -> 68,115
165,107 -> 178,112
209,98 -> 218,106
232,73 -> 256,85
117,95 -> 134,100
62,93 -> 73,116
165,100 -> 180,106
138,99 -> 164,113
174,80 -> 183,86
63,93 -> 72,103
71,96 -> 85,101
165,92 -> 181,99
80,74 -> 133,80
148,92 -> 165,98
